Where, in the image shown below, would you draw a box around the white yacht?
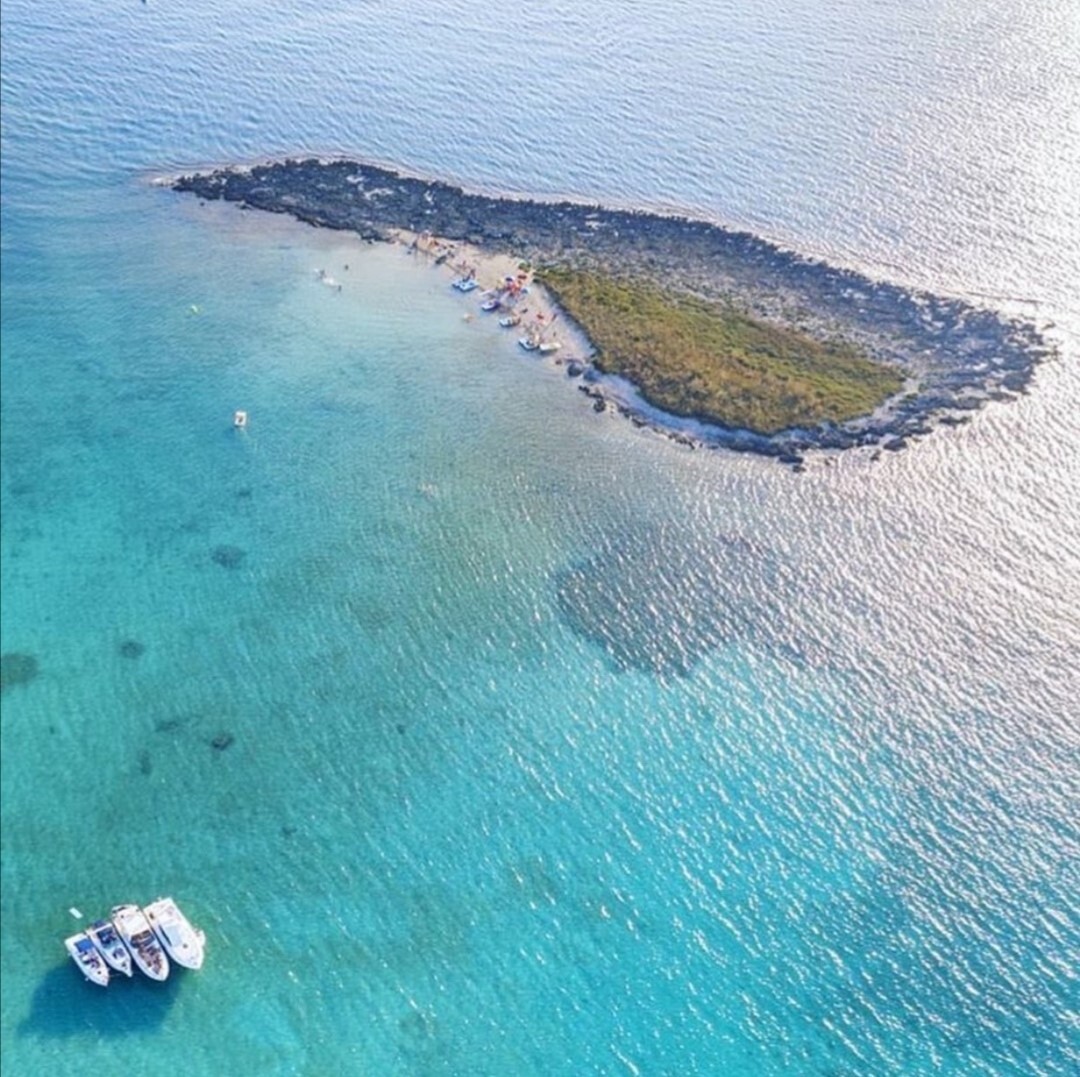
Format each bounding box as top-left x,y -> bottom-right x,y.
112,904 -> 170,981
64,932 -> 110,987
144,896 -> 206,970
86,918 -> 133,977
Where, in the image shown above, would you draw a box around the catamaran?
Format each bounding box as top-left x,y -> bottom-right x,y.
144,896 -> 206,970
86,918 -> 133,977
64,932 -> 110,987
112,904 -> 170,981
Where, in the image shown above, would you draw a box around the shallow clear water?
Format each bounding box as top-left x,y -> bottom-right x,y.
2,2 -> 1078,1075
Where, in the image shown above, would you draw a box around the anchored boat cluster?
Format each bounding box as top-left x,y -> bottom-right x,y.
64,897 -> 205,986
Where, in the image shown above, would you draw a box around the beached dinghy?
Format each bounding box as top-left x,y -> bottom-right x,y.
144,896 -> 206,970
65,932 -> 110,986
86,918 -> 133,977
112,904 -> 170,981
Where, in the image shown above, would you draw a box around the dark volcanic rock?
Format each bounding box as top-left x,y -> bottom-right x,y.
171,157 -> 1051,459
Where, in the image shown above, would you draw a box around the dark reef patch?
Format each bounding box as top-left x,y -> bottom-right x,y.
1,652 -> 40,694
555,528 -> 774,676
211,544 -> 247,569
119,639 -> 145,660
210,731 -> 235,751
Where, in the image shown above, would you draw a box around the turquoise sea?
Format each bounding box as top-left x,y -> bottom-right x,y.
2,1 -> 1078,1074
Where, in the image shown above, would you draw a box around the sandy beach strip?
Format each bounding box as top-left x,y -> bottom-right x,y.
388,228 -> 595,364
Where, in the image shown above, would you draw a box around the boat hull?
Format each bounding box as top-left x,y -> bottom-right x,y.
64,933 -> 110,987
112,904 -> 170,981
87,919 -> 134,977
144,897 -> 206,970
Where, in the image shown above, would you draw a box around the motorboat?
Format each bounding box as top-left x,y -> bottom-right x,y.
452,276 -> 478,292
64,932 -> 110,987
233,409 -> 248,428
518,335 -> 540,351
498,313 -> 521,328
538,340 -> 562,354
144,896 -> 206,970
480,295 -> 501,312
86,918 -> 133,977
112,904 -> 170,981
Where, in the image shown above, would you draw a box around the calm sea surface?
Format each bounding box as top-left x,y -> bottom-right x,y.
2,2 -> 1078,1074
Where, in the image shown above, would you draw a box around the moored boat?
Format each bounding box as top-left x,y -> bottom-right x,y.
518,335 -> 540,351
64,932 -> 110,986
452,276 -> 478,292
112,904 -> 170,981
144,896 -> 206,970
86,918 -> 133,977
538,339 -> 562,354
498,313 -> 521,328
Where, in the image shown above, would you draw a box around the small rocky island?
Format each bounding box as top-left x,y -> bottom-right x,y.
172,158 -> 1049,461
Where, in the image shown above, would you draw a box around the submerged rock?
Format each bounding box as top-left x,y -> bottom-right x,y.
211,544 -> 247,569
119,639 -> 145,660
1,652 -> 39,694
555,527 -> 777,676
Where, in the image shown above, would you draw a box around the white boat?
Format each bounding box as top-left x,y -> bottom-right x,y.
144,896 -> 205,970
480,295 -> 501,312
112,904 -> 170,981
498,313 -> 521,328
538,340 -> 562,354
64,932 -> 110,987
452,277 -> 478,292
86,918 -> 133,977
518,335 -> 540,351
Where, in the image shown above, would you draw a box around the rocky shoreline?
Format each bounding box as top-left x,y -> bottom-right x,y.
171,158 -> 1051,462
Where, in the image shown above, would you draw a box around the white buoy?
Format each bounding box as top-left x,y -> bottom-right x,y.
69,907 -> 82,919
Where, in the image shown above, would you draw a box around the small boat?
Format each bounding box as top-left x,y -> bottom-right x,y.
112,904 -> 170,981
233,409 -> 248,428
480,296 -> 501,312
518,335 -> 540,352
538,340 -> 562,355
498,314 -> 521,328
64,932 -> 110,986
86,918 -> 133,977
452,277 -> 478,292
144,896 -> 206,970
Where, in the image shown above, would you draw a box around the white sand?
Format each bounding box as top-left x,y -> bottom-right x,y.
389,228 -> 594,363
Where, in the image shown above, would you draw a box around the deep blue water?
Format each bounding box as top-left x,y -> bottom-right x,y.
2,2 -> 1078,1074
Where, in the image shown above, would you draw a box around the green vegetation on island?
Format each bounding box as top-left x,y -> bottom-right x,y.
539,267 -> 905,434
